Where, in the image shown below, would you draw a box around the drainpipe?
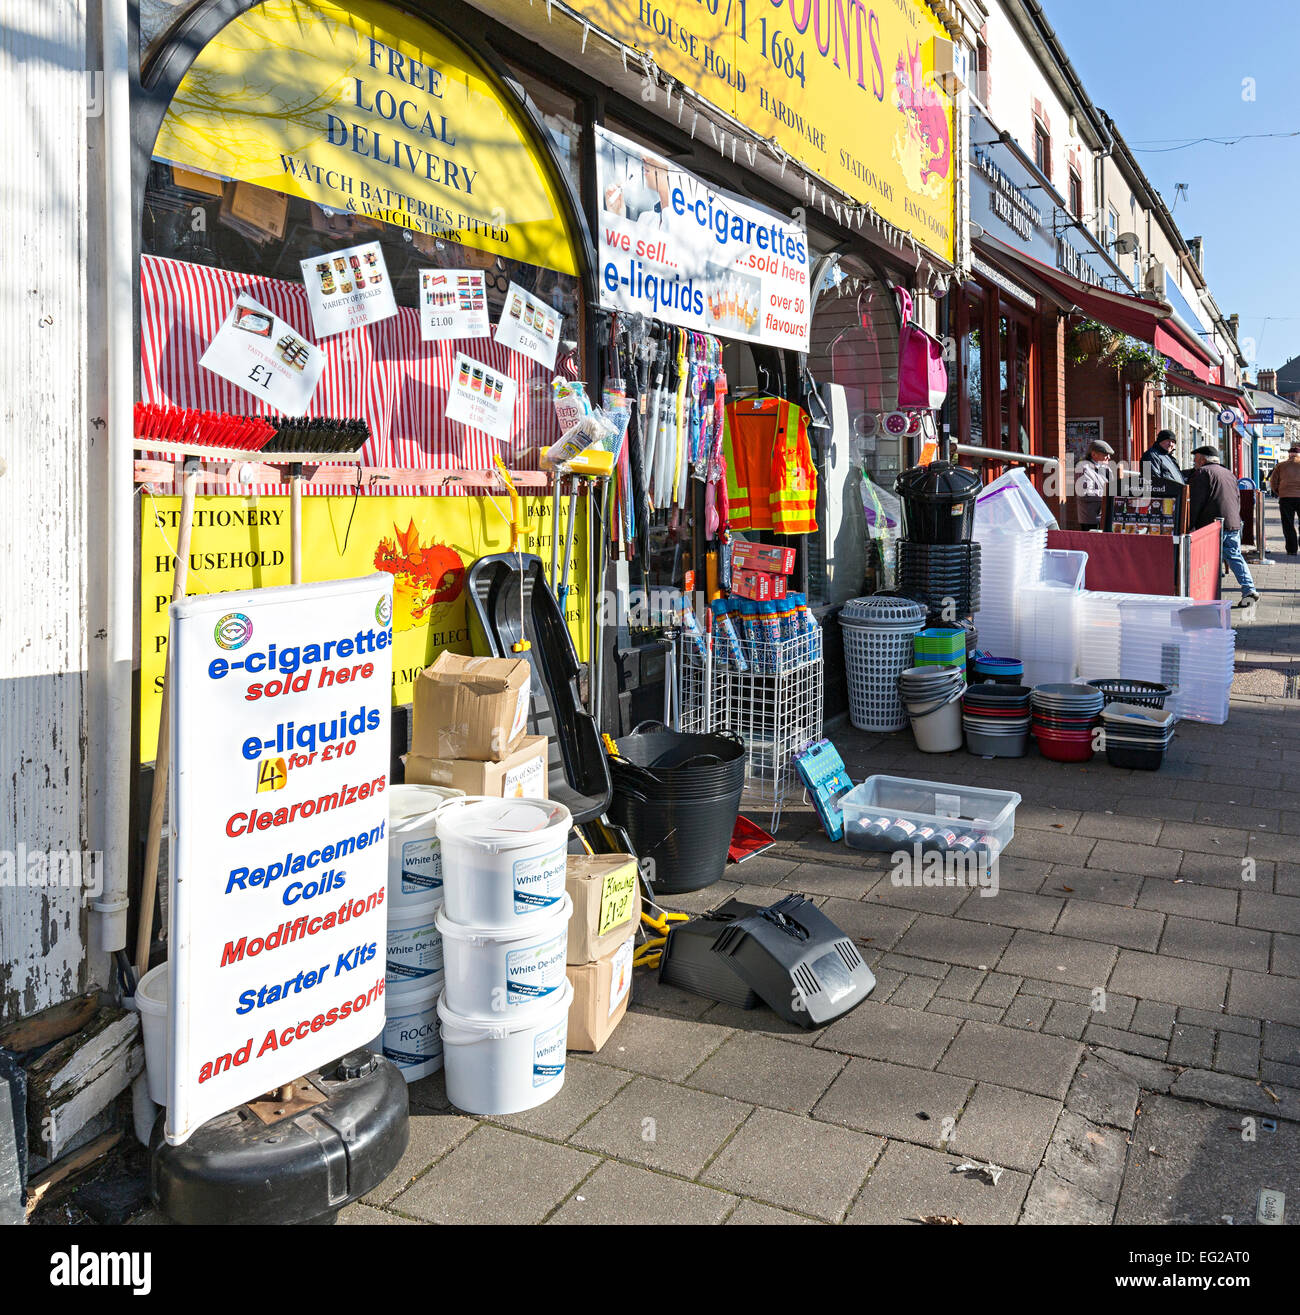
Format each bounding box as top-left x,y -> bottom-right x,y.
92,0 -> 133,961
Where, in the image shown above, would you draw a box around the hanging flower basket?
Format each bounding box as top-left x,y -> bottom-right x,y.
1074,327 -> 1105,357
1122,355 -> 1161,384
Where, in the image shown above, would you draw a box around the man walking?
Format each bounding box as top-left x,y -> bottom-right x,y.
1140,429 -> 1186,496
1268,442 -> 1300,556
1189,445 -> 1259,608
1075,439 -> 1115,529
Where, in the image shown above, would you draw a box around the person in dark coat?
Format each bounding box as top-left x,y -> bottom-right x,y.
1140,430 -> 1186,495
1189,445 -> 1259,608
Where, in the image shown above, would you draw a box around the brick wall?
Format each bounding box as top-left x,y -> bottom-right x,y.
1040,315 -> 1067,516
1065,358 -> 1127,458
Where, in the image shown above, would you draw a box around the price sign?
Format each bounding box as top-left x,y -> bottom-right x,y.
198,294 -> 325,416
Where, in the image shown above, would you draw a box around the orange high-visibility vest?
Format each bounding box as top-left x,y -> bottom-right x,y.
723,397 -> 818,534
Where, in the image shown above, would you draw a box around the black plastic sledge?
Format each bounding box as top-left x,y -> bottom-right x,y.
711,894 -> 876,1028
465,552 -> 611,826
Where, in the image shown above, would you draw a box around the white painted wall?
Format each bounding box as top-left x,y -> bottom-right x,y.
0,0 -> 104,1021
978,3 -> 1094,222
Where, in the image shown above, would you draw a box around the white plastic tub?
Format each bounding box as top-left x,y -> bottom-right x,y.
389,784 -> 464,909
135,963 -> 169,1105
379,973 -> 445,1083
436,797 -> 571,926
385,898 -> 444,986
438,979 -> 573,1115
437,894 -> 572,1020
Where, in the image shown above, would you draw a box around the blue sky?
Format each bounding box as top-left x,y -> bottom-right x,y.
1040,0 -> 1299,376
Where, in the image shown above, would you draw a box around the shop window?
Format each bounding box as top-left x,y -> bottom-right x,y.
139,8 -> 587,480
503,62 -> 585,201
803,258 -> 901,606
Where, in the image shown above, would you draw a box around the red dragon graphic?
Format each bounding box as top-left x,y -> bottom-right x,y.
895,41 -> 950,186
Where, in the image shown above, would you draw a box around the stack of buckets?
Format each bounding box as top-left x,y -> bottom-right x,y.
898,665 -> 966,752
433,796 -> 574,1116
378,785 -> 465,1083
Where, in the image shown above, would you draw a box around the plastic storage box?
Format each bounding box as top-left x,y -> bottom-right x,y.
840,775 -> 1022,858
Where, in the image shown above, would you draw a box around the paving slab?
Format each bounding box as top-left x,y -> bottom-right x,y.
724,1200 -> 823,1224
1086,839 -> 1182,878
1158,915 -> 1271,972
1227,968 -> 1300,1026
1054,899 -> 1164,952
812,1057 -> 972,1147
1065,1054 -> 1139,1131
947,1082 -> 1062,1173
1115,1094 -> 1300,1225
361,1110 -> 476,1207
585,1008 -> 735,1081
937,1020 -> 1083,1100
998,927 -> 1117,989
1042,866 -> 1142,906
815,896 -> 916,951
956,889 -> 1063,932
569,1075 -> 751,1177
393,1126 -> 598,1225
701,1107 -> 883,1222
488,1058 -> 632,1141
846,1141 -> 1030,1225
686,1033 -> 846,1114
1039,1109 -> 1128,1210
1238,891 -> 1300,935
816,1000 -> 962,1068
546,1160 -> 735,1226
1136,878 -> 1238,923
1018,1165 -> 1113,1224
892,911 -> 1014,969
1109,949 -> 1229,1011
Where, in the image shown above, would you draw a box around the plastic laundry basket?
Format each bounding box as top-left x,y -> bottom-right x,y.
839,595 -> 927,733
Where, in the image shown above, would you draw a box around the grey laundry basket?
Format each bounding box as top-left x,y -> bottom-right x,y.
838,596 -> 927,733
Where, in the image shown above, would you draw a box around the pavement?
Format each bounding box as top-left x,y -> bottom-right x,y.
136,506 -> 1300,1226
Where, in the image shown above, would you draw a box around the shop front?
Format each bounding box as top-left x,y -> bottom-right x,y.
113,0 -> 959,1180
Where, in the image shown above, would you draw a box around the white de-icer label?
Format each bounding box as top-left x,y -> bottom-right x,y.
382,1003 -> 444,1070
505,930 -> 567,1003
609,936 -> 634,1017
532,1018 -> 566,1087
385,918 -> 443,982
400,837 -> 442,896
511,846 -> 566,914
503,751 -> 546,799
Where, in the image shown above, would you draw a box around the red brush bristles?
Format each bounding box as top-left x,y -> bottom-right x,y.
133,403 -> 276,452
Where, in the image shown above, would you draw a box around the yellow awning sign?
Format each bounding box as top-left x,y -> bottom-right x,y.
152,0 -> 578,274
476,0 -> 955,263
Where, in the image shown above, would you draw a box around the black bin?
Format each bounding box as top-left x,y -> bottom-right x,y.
607,722 -> 746,895
895,462 -> 982,544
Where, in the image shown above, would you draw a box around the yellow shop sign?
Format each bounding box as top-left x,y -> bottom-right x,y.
138,493 -> 587,762
479,0 -> 955,262
152,0 -> 578,273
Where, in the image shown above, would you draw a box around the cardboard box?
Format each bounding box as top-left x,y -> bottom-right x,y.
411,652 -> 531,761
731,568 -> 787,601
566,935 -> 635,1053
405,734 -> 548,798
566,854 -> 641,964
731,540 -> 796,576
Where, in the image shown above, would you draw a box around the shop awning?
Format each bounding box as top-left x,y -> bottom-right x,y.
1162,371 -> 1258,418
977,234 -> 1171,340
1154,324 -> 1219,384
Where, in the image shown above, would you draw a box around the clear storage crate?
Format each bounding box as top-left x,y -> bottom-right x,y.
840,776 -> 1022,857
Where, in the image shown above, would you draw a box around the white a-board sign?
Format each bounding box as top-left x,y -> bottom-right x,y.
166,575 -> 395,1145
